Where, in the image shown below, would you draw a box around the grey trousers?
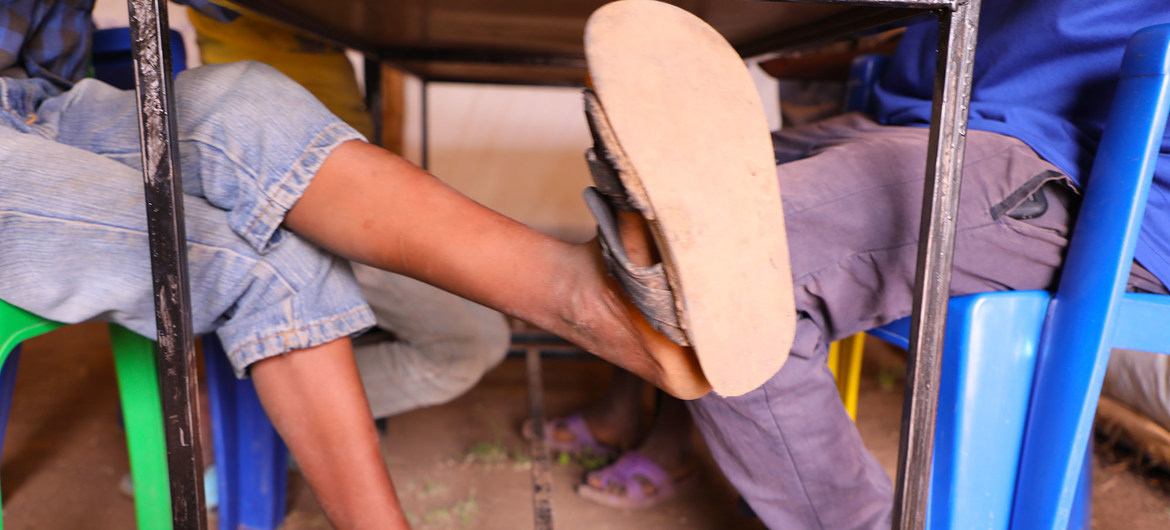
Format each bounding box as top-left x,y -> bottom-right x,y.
350,263 -> 511,419
686,113 -> 1122,529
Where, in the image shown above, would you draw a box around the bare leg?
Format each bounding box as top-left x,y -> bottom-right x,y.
634,393 -> 695,476
285,140 -> 711,399
250,338 -> 409,529
579,368 -> 646,447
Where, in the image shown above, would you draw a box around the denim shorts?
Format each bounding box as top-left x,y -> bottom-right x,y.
0,61 -> 376,376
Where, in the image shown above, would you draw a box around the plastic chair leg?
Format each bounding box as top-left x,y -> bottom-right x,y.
0,346 -> 19,530
1067,440 -> 1092,530
827,339 -> 840,378
835,333 -> 864,419
203,336 -> 288,530
828,333 -> 865,419
0,348 -> 21,460
109,324 -> 172,530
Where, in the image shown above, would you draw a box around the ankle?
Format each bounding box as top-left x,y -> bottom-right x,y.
636,436 -> 694,475
582,410 -> 643,448
559,241 -> 711,400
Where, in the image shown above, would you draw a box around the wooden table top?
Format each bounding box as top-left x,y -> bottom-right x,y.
230,0 -> 928,84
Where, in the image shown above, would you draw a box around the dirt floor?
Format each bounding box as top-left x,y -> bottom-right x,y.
2,324 -> 1169,529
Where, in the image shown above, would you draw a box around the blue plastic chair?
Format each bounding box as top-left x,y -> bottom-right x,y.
844,53 -> 890,117
871,23 -> 1170,530
203,337 -> 289,530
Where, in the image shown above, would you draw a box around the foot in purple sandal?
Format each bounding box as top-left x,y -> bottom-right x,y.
577,450 -> 694,509
521,413 -> 619,459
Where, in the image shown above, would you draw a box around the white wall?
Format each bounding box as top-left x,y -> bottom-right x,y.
404,66 -> 777,242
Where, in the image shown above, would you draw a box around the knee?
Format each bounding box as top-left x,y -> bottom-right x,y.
177,61 -> 328,123
468,308 -> 512,368
420,309 -> 511,401
183,60 -> 289,91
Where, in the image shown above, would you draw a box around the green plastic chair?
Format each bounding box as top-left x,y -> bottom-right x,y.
0,299 -> 171,530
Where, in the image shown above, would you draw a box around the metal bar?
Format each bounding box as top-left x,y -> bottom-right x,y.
403,74 -> 585,88
735,7 -> 930,58
780,0 -> 954,6
891,2 -> 980,529
525,346 -> 554,530
125,1 -> 207,528
421,79 -> 430,170
377,49 -> 586,69
364,58 -> 384,146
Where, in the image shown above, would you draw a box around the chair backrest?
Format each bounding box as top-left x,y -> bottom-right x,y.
1011,23 -> 1170,530
844,54 -> 890,115
91,27 -> 187,89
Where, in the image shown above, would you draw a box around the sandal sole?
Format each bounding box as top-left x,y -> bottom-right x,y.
576,461 -> 695,509
585,0 -> 795,396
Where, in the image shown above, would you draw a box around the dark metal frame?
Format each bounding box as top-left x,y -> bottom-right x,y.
125,1 -> 206,529
772,3 -> 983,528
888,3 -> 980,529
124,1 -> 980,528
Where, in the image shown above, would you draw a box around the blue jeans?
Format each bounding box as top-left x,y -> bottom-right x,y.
0,61 -> 375,376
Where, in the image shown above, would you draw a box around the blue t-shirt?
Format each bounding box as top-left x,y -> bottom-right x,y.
873,0 -> 1170,286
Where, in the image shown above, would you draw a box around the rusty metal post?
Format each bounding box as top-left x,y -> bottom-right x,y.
525,346 -> 555,530
125,1 -> 207,528
892,2 -> 981,529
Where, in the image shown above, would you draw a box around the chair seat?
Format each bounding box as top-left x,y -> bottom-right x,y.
871,291 -> 1051,529
869,287 -> 1170,529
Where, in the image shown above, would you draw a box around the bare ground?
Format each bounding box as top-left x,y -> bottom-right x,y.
1,324 -> 1167,529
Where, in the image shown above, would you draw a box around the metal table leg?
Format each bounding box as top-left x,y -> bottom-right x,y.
768,1 -> 980,526
892,2 -> 981,529
525,346 -> 554,530
125,1 -> 207,528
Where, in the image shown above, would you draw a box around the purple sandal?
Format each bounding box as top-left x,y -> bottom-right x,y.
521,414 -> 617,458
577,450 -> 692,509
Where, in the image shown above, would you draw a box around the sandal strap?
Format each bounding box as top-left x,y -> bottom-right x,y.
585,148 -> 635,211
583,89 -> 638,212
585,187 -> 690,346
552,414 -> 617,457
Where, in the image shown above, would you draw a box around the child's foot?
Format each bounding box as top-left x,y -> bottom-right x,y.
581,0 -> 796,396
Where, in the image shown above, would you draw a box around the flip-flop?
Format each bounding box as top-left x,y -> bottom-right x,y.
576,450 -> 693,509
584,0 -> 795,396
520,413 -> 618,458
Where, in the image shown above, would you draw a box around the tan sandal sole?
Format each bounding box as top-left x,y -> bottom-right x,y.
585,0 -> 795,396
